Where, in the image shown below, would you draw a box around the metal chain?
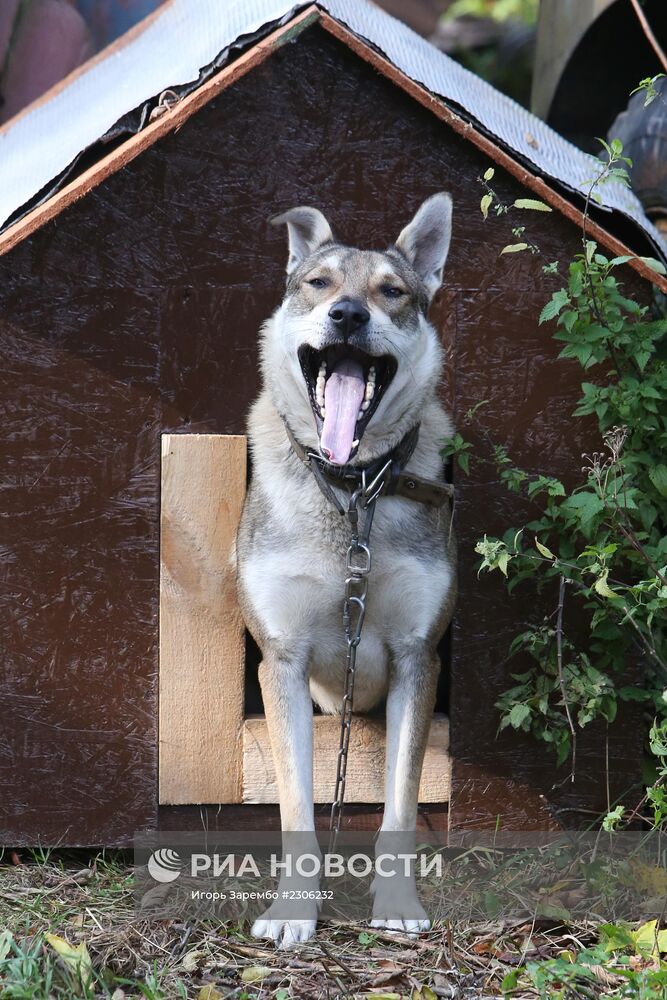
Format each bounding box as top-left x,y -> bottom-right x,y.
328,462 -> 390,854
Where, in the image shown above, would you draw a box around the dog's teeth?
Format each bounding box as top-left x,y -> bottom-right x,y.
364,383 -> 374,401
320,407 -> 325,417
368,366 -> 376,382
352,439 -> 359,448
315,372 -> 326,408
318,363 -> 327,378
361,400 -> 370,412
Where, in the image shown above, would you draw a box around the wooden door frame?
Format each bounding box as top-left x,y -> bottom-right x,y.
158,433 -> 451,808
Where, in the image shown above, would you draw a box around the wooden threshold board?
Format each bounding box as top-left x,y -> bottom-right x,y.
243,713 -> 451,804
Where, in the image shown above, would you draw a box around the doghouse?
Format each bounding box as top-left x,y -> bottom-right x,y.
1,0 -> 665,847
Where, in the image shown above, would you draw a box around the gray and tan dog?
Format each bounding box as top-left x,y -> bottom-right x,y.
236,194 -> 456,948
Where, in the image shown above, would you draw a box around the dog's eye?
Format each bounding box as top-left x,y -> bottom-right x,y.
381,285 -> 405,299
307,277 -> 328,289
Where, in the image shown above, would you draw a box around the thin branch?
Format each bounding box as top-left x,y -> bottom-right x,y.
556,575 -> 577,782
629,0 -> 667,73
611,512 -> 667,589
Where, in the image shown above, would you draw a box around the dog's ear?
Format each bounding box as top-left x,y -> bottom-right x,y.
394,193 -> 453,300
270,206 -> 334,274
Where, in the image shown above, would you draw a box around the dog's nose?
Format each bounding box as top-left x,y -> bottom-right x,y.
328,297 -> 370,339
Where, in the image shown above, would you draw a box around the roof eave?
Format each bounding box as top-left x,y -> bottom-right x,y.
0,3 -> 664,295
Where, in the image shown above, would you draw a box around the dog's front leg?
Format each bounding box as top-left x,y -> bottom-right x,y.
251,651 -> 320,949
372,641 -> 439,934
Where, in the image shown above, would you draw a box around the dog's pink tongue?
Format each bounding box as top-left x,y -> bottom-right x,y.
321,358 -> 365,465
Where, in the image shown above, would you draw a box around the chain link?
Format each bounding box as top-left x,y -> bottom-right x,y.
328,468 -> 387,854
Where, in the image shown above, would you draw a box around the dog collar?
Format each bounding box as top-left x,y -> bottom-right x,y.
282,419 -> 454,513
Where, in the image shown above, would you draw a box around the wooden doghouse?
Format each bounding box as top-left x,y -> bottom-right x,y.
0,0 -> 665,847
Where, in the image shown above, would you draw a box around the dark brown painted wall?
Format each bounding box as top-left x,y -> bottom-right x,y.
0,25 -> 645,845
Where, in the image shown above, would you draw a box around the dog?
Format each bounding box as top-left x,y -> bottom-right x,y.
235,194 -> 456,948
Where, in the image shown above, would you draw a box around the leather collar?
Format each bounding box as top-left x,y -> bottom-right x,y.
283,420 -> 454,511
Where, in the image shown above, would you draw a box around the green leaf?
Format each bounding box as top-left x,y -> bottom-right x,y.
599,922 -> 635,951
509,703 -> 531,728
630,919 -> 667,957
483,167 -> 495,181
457,452 -> 470,475
535,539 -> 555,560
0,931 -> 12,962
536,900 -> 571,921
513,198 -> 552,211
648,464 -> 667,498
638,256 -> 667,275
608,255 -> 634,266
480,193 -> 492,219
539,289 -> 570,324
500,242 -> 529,255
501,969 -> 520,993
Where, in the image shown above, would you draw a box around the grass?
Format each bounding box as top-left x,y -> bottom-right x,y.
1,847 -> 667,998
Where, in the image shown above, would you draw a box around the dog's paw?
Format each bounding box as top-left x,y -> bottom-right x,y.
251,916 -> 317,949
370,914 -> 431,936
370,880 -> 431,938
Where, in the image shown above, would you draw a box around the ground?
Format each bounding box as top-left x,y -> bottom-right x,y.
2,848 -> 667,998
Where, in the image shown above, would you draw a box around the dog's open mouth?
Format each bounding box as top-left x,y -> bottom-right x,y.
298,344 -> 397,465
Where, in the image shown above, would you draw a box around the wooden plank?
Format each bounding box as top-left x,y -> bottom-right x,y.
158,803 -> 449,834
159,433 -> 247,804
242,714 -> 451,804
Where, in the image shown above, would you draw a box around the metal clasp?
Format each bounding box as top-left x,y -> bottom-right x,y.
346,542 -> 371,576
362,459 -> 391,507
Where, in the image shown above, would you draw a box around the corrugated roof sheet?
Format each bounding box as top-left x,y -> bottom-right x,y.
0,0 -> 664,256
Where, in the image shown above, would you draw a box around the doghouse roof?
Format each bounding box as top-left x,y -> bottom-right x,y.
1,0 -> 665,287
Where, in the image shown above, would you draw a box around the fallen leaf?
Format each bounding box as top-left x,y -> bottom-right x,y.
589,964 -> 624,987
376,959 -> 404,973
241,965 -> 273,983
45,933 -> 92,986
359,994 -> 402,1000
198,986 -> 223,1000
416,988 -> 437,1000
625,861 -> 667,896
372,971 -> 406,988
471,939 -> 493,954
182,949 -> 206,972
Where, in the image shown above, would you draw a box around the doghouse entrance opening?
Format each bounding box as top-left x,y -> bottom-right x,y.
244,631 -> 451,717
159,433 -> 452,809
